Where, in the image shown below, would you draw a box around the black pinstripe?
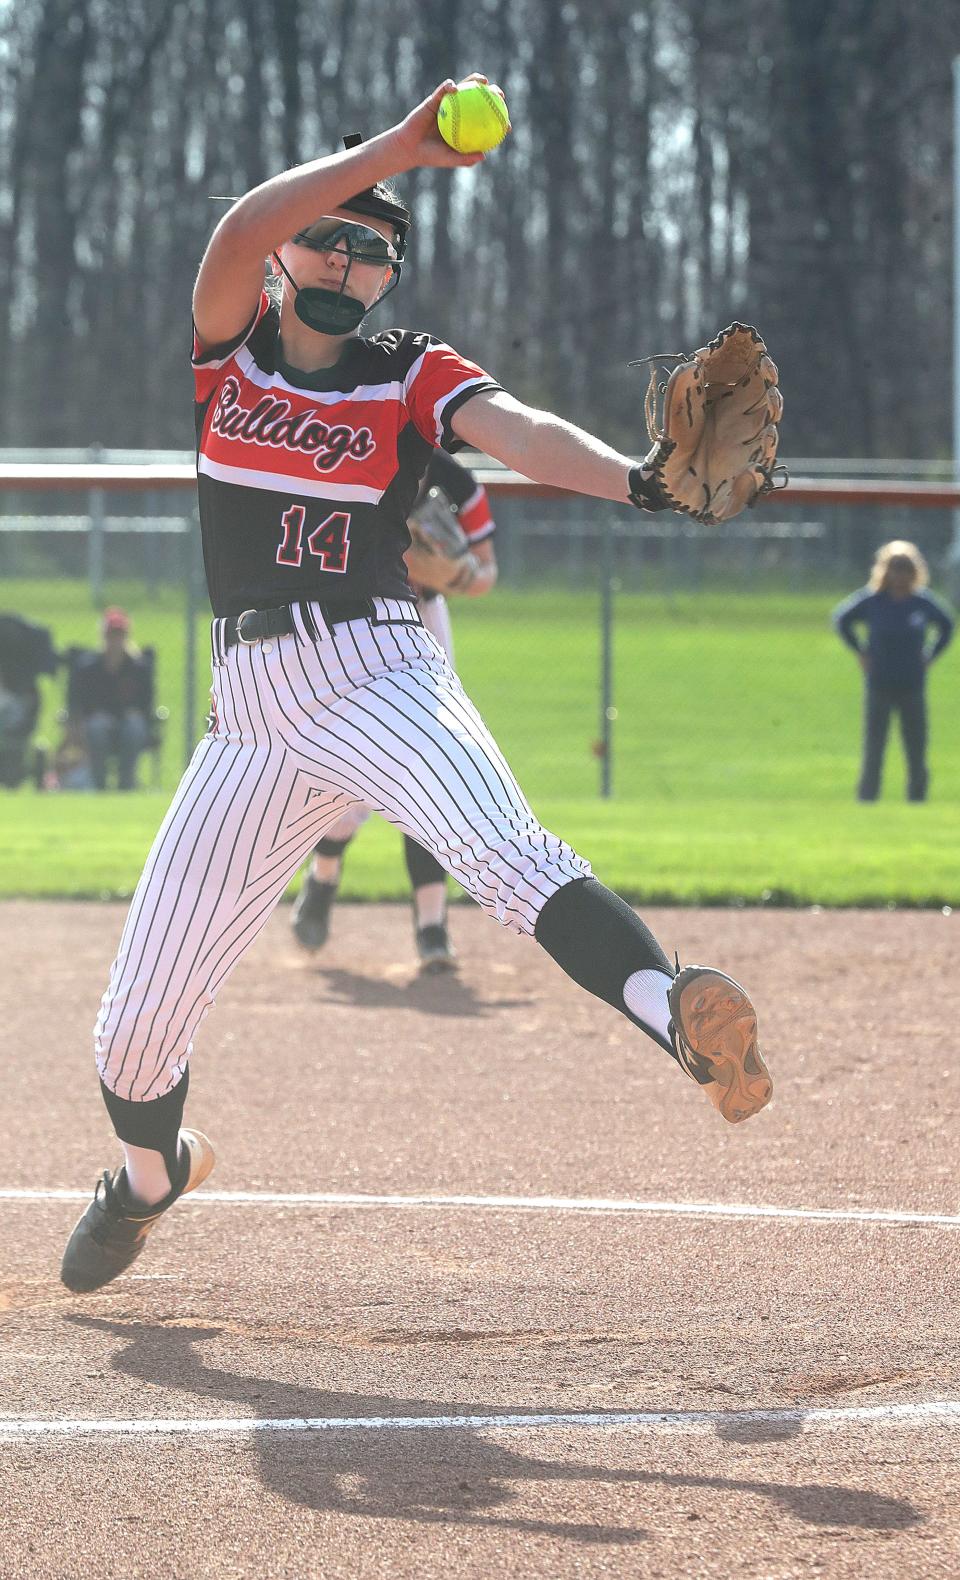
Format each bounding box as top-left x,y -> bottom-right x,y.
268,645 -> 483,897
273,646 -> 529,914
96,743 -> 240,1090
159,792 -> 352,1070
97,605 -> 589,1099
339,648 -> 561,906
336,684 -> 554,918
277,638 -> 536,916
101,737 -> 273,1095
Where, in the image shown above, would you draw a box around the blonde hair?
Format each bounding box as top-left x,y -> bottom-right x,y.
869,540 -> 929,592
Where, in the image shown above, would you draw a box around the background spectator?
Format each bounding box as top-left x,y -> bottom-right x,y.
0,613 -> 59,789
68,608 -> 154,791
833,540 -> 954,802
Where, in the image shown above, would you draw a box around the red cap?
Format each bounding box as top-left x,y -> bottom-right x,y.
102,606 -> 130,634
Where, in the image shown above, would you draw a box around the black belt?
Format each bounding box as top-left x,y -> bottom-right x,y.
223,599 -> 373,650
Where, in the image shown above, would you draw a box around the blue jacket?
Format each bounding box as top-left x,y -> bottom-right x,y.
832,587 -> 954,689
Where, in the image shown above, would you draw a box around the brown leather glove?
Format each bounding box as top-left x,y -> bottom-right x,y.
628,322 -> 786,524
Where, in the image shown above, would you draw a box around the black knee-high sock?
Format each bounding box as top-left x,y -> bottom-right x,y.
534,877 -> 675,1052
99,1069 -> 189,1183
403,834 -> 445,891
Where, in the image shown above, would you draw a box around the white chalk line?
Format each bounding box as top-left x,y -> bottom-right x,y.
1,1188 -> 959,1228
2,1401 -> 960,1441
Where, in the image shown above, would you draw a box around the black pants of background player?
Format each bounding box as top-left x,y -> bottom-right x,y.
858,684 -> 928,802
316,830 -> 445,896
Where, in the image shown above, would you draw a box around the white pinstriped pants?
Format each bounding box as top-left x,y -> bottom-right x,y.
95,599 -> 591,1101
317,592 -> 454,844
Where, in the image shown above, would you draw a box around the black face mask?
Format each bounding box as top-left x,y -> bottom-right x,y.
272,220 -> 402,336
292,282 -> 369,335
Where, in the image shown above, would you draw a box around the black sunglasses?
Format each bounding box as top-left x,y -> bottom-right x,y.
292,218 -> 398,265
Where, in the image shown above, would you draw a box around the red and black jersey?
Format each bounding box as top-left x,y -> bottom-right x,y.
417,447 -> 496,545
192,292 -> 502,616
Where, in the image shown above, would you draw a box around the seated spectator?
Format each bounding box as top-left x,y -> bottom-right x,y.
0,612 -> 59,789
68,608 -> 154,791
48,721 -> 96,792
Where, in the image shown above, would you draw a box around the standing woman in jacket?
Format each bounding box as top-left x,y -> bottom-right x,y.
833,540 -> 954,801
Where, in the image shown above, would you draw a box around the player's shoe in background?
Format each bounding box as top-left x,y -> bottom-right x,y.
291,874 -> 337,950
416,921 -> 457,973
60,1129 -> 215,1293
668,965 -> 772,1124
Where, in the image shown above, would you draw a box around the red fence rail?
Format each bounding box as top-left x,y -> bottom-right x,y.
0,464 -> 958,508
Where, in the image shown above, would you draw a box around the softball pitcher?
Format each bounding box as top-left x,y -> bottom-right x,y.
62,76 -> 773,1294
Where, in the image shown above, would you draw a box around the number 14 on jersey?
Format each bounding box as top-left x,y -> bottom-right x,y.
276,505 -> 351,573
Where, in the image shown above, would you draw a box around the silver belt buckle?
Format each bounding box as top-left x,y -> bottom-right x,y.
236,609 -> 260,646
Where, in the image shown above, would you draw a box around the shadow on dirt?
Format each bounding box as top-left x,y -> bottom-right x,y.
312,965 -> 530,1019
68,1315 -> 923,1543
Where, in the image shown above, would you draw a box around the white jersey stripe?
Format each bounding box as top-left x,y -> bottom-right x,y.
401,347 -> 496,446
430,375 -> 498,447
235,346 -> 405,405
464,520 -> 495,545
197,453 -> 383,504
401,347 -> 430,401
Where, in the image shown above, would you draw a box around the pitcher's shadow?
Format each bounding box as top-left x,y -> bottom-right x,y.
69,1316 -> 922,1542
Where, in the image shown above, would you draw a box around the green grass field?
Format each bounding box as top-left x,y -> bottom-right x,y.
2,583 -> 957,905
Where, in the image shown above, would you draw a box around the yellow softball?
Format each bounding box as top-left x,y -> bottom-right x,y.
437,82 -> 511,154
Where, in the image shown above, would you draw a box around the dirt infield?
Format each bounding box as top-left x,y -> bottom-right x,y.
2,900 -> 959,1578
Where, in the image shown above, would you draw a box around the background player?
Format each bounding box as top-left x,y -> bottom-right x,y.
291,447 -> 497,970
62,76 -> 772,1295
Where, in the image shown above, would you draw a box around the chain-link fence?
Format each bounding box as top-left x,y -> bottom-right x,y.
1,453 -> 957,807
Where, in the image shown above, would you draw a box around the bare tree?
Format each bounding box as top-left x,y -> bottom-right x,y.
1,0 -> 959,453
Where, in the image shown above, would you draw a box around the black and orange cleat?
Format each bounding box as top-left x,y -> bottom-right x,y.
668,966 -> 772,1124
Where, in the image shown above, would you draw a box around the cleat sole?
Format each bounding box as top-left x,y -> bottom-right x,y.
669,967 -> 772,1124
